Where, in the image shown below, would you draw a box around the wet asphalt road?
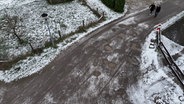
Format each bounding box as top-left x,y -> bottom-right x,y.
163,16 -> 184,46
0,0 -> 184,104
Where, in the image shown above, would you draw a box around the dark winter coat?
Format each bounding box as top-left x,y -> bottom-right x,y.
149,4 -> 155,11
156,6 -> 161,12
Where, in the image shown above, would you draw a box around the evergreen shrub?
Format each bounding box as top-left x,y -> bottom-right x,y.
47,0 -> 74,4
101,0 -> 125,12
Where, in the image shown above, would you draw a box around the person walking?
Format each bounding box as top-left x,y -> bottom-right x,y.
154,5 -> 161,17
149,3 -> 156,15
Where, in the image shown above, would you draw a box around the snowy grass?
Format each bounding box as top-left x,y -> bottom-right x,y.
0,0 -> 127,83
0,33 -> 85,82
0,0 -> 98,59
0,0 -> 36,10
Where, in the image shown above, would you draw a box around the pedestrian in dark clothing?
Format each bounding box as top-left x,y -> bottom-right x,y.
149,3 -> 156,15
154,5 -> 161,17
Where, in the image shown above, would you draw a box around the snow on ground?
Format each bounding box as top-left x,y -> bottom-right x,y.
138,23 -> 149,29
0,33 -> 84,82
42,93 -> 57,104
127,11 -> 184,103
107,53 -> 119,62
0,0 -> 36,10
139,30 -> 159,70
0,0 -> 183,103
0,0 -> 13,5
119,17 -> 136,25
161,35 -> 184,55
0,0 -> 98,59
0,0 -> 127,82
176,55 -> 184,71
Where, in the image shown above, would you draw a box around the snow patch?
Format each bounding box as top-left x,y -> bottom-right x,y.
0,0 -> 13,5
140,31 -> 158,69
43,93 -> 57,104
128,10 -> 184,104
161,35 -> 184,55
138,23 -> 149,29
107,53 -> 118,62
175,55 -> 184,71
119,17 -> 136,25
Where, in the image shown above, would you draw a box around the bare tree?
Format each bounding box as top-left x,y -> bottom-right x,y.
0,11 -> 25,44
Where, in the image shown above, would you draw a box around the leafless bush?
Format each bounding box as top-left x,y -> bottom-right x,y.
0,11 -> 25,44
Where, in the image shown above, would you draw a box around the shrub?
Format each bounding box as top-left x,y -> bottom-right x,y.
47,0 -> 74,4
101,0 -> 125,13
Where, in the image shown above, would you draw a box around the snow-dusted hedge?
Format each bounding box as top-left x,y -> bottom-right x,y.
101,0 -> 125,12
47,0 -> 74,4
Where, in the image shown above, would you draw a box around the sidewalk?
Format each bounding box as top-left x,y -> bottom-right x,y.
1,0 -> 184,104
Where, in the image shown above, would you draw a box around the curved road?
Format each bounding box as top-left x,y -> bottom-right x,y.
0,0 -> 184,104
